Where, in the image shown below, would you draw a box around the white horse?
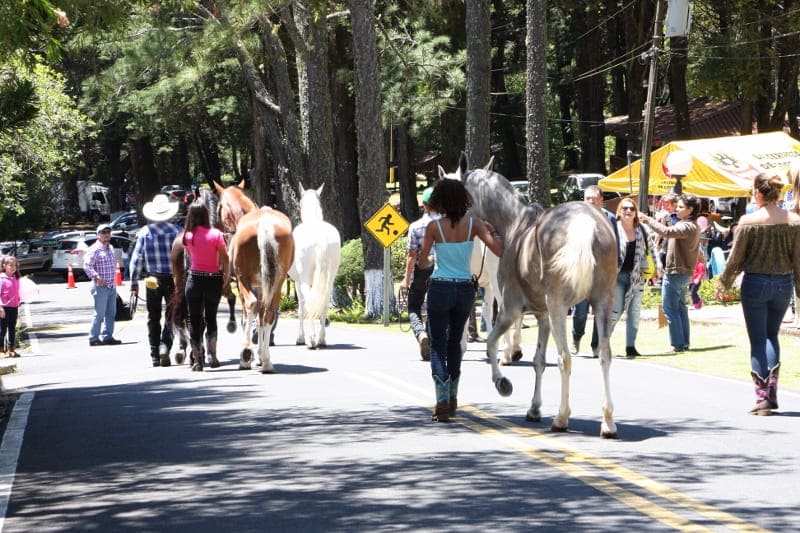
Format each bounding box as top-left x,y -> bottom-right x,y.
463,240 -> 524,363
441,155 -> 619,438
289,184 -> 341,349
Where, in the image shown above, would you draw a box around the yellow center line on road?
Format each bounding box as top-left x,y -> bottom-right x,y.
347,370 -> 769,533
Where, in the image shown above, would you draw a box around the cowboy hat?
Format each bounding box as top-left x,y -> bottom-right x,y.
142,194 -> 180,222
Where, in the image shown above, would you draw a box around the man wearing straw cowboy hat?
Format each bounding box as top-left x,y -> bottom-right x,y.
129,193 -> 182,367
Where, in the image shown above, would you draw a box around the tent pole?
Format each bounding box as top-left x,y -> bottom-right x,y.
638,0 -> 666,215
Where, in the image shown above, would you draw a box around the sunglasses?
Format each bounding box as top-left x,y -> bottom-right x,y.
620,206 -> 636,211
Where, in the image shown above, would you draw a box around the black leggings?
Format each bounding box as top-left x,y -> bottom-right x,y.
185,273 -> 223,348
1,306 -> 19,350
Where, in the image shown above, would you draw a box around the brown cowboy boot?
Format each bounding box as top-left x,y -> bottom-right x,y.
432,376 -> 450,422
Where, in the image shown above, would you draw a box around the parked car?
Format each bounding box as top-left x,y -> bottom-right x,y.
560,173 -> 621,203
110,211 -> 140,232
509,180 -> 530,204
51,233 -> 133,281
161,185 -> 189,214
0,240 -> 54,274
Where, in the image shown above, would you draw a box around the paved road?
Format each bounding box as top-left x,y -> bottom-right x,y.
0,278 -> 798,532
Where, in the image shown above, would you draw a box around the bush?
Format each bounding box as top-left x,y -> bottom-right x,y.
334,236 -> 409,303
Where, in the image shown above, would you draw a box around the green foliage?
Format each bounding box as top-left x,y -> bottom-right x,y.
0,60 -> 93,237
698,279 -> 740,304
334,236 -> 409,300
641,285 -> 662,309
279,293 -> 297,313
328,300 -> 368,324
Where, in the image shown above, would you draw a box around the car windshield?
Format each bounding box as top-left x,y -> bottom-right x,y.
578,176 -> 600,188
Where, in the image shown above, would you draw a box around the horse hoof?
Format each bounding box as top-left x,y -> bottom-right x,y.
600,430 -> 618,439
525,411 -> 541,423
495,377 -> 513,397
500,358 -> 513,366
175,350 -> 186,365
238,363 -> 251,370
296,340 -> 305,346
550,423 -> 568,433
511,349 -> 523,362
226,322 -> 236,334
260,366 -> 276,374
242,348 -> 253,363
318,341 -> 326,348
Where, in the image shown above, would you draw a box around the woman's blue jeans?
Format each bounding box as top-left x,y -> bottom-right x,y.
740,273 -> 792,378
661,273 -> 691,350
426,279 -> 475,382
611,271 -> 645,347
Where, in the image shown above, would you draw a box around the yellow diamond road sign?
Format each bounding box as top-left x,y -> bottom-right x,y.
365,203 -> 409,248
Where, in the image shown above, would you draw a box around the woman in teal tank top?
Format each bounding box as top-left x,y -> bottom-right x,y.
418,178 -> 504,422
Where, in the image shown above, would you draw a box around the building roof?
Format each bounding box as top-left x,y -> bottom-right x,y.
605,97 -> 744,145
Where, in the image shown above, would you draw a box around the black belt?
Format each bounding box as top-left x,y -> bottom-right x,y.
146,272 -> 172,277
189,270 -> 222,277
431,277 -> 473,284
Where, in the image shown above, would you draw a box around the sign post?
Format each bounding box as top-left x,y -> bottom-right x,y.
364,203 -> 409,326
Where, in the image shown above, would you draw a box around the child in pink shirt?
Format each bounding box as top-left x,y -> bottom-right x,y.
0,255 -> 22,357
689,253 -> 706,310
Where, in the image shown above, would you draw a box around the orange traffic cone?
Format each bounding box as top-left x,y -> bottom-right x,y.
115,260 -> 123,286
67,263 -> 76,289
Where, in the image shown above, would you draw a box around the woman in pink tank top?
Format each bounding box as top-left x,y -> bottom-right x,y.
183,199 -> 229,371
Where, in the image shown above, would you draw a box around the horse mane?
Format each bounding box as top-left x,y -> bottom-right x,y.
462,169 -> 525,237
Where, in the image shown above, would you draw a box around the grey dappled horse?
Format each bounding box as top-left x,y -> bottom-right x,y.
440,155 -> 619,438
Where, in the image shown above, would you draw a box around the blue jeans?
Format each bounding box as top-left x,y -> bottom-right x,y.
661,273 -> 691,350
740,273 -> 792,378
571,299 -> 598,351
611,271 -> 645,347
90,285 -> 117,341
426,279 -> 475,382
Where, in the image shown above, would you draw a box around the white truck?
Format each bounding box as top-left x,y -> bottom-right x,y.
77,181 -> 111,222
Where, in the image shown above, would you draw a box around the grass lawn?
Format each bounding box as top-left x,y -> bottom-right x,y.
350,311 -> 800,392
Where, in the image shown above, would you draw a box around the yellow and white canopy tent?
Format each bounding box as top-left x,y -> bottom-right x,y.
598,131 -> 800,197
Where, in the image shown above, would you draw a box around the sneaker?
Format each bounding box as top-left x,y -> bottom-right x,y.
418,332 -> 430,361
102,337 -> 122,345
570,338 -> 580,355
89,338 -> 102,346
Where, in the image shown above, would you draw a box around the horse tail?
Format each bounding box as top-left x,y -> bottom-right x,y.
304,238 -> 336,319
168,271 -> 189,329
545,212 -> 596,298
257,216 -> 279,308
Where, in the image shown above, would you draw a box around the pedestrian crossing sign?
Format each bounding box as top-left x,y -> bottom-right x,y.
364,203 -> 409,248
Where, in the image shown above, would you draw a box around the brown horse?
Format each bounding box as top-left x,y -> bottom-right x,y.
167,188 -> 238,366
215,181 -> 295,373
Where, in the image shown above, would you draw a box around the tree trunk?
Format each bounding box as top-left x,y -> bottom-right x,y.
290,3 -> 338,228
770,0 -> 800,130
491,0 -> 522,180
625,1 -> 655,155
330,25 -> 360,241
669,35 -> 691,140
526,0 -> 550,205
396,121 -> 418,222
349,0 -> 389,319
574,5 -> 606,173
465,0 -> 491,168
129,137 -> 160,208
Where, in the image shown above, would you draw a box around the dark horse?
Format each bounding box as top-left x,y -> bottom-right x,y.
168,187 -> 237,365
441,155 -> 619,438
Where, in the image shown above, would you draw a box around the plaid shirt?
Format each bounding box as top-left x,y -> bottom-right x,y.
83,241 -> 117,286
128,221 -> 183,289
407,211 -> 440,253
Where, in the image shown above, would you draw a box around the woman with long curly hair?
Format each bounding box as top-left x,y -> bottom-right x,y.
417,178 -> 503,422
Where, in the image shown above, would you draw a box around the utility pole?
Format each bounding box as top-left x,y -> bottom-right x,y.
638,0 -> 666,215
